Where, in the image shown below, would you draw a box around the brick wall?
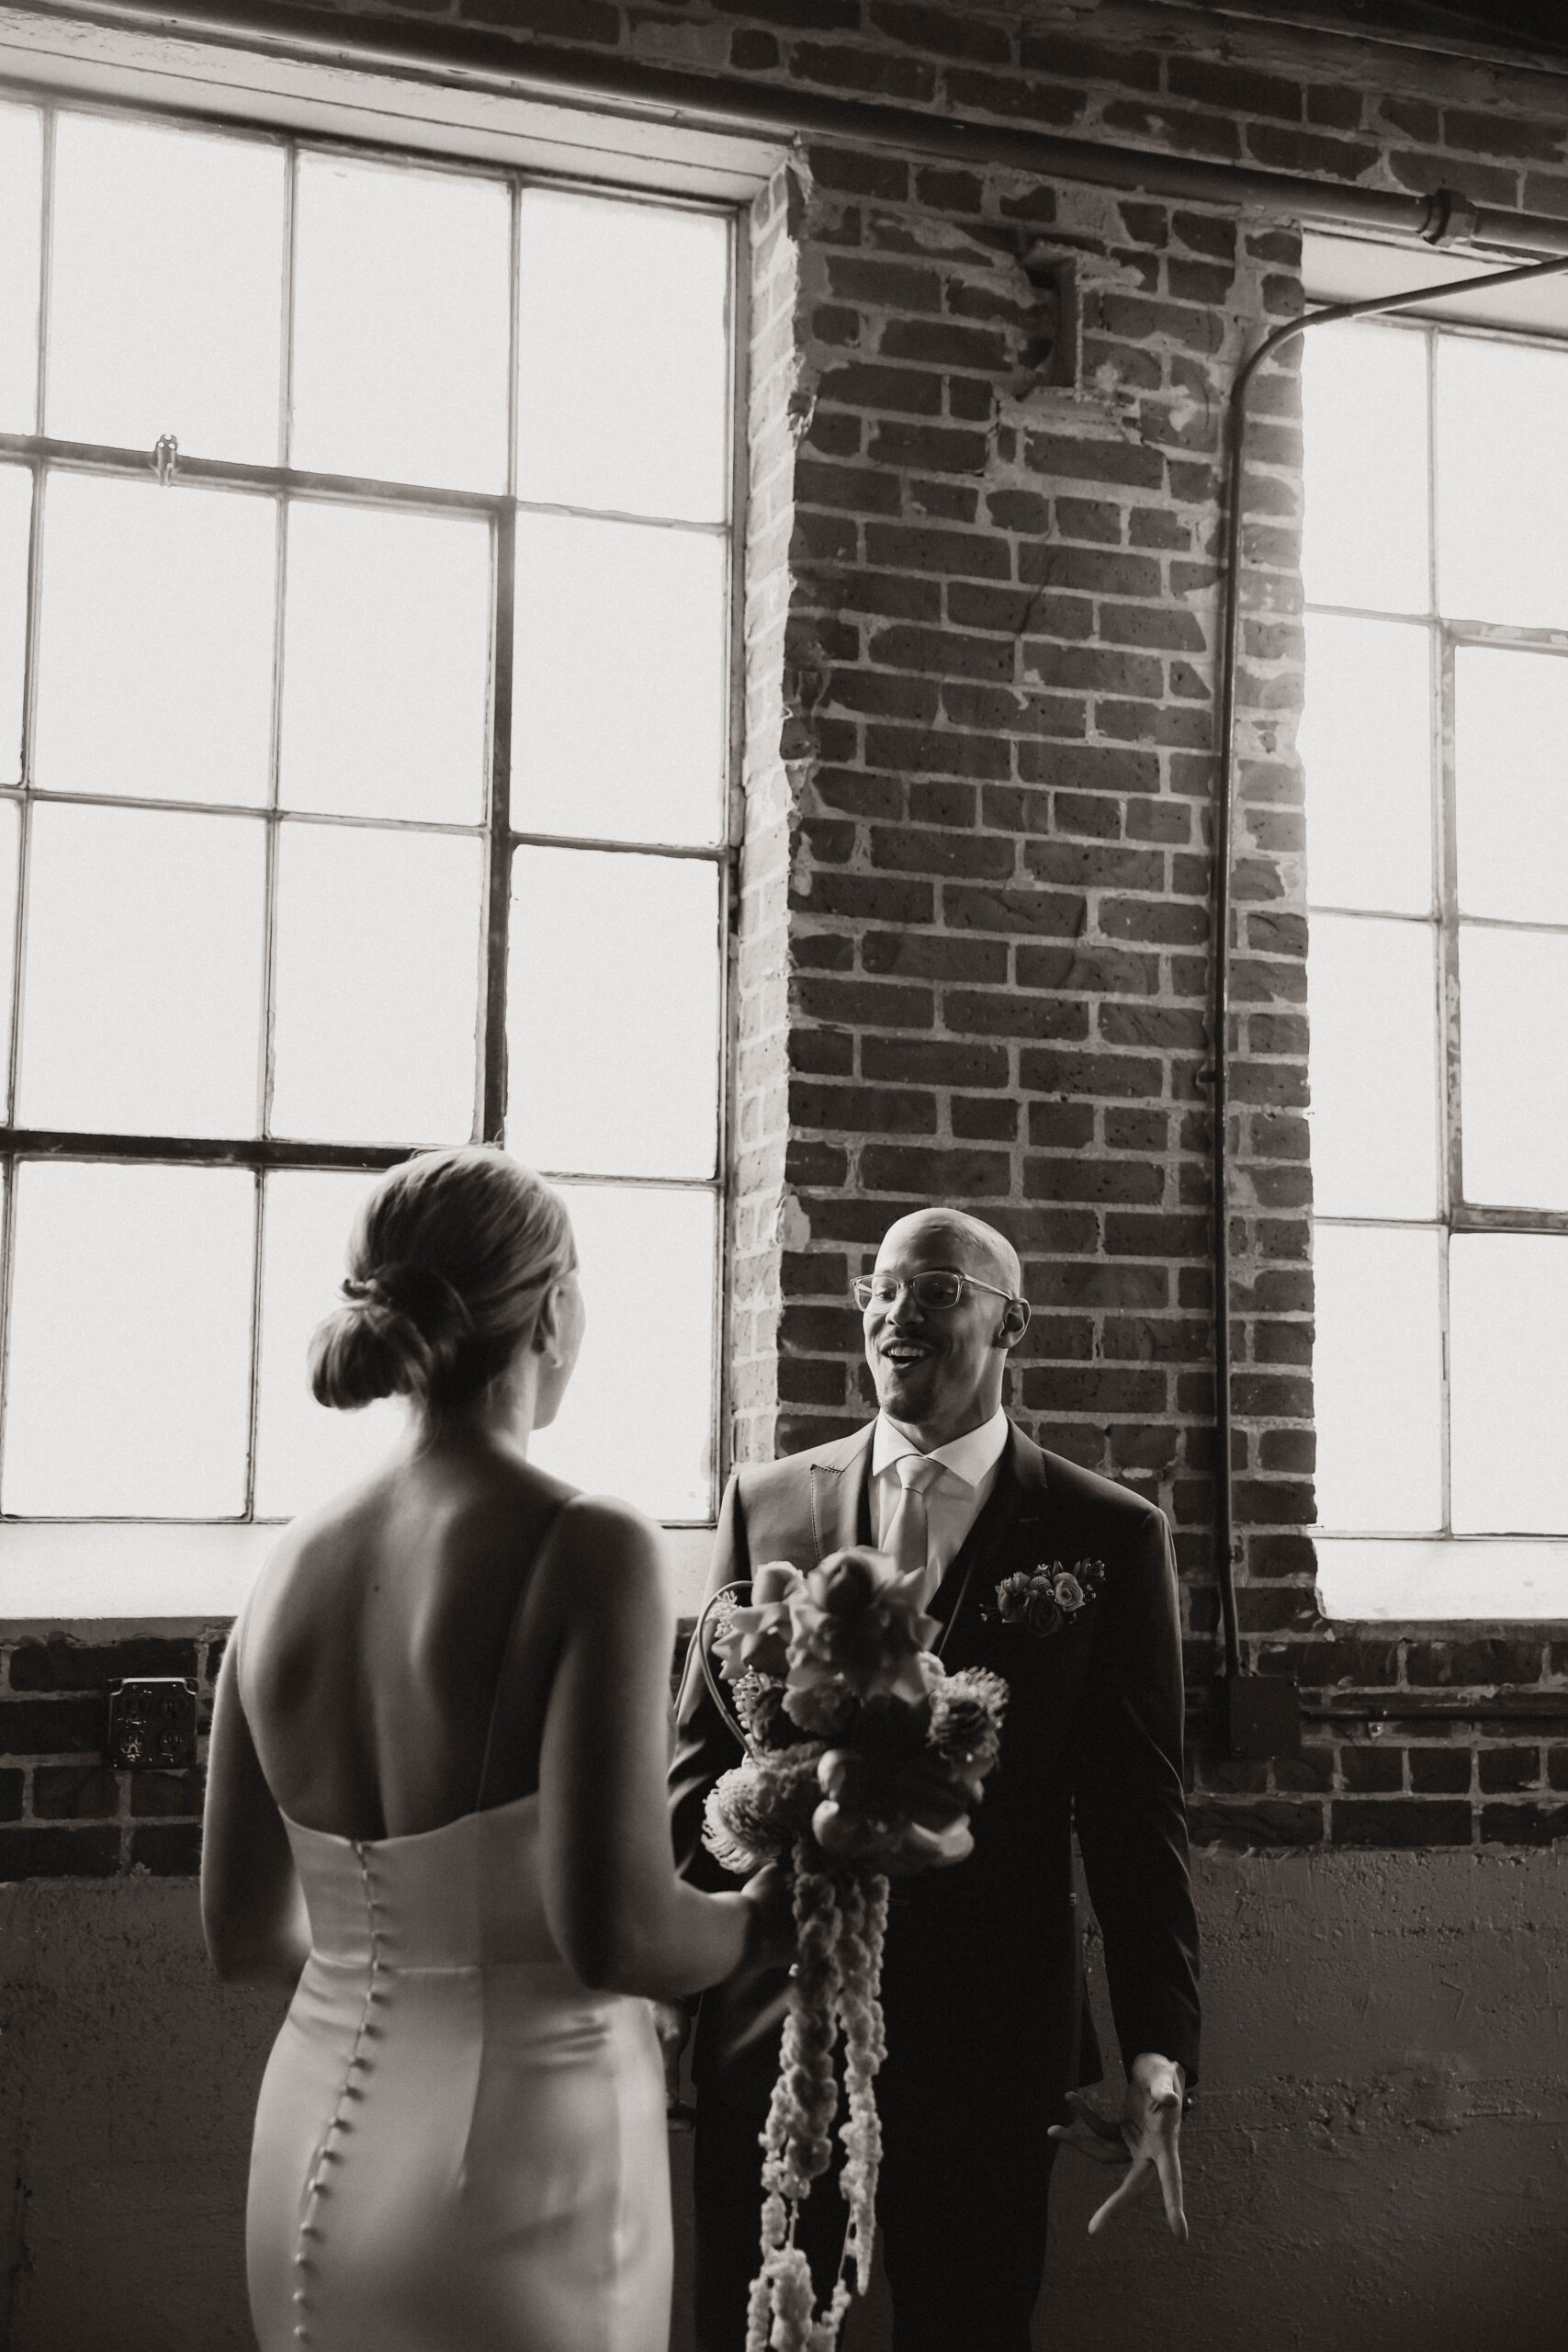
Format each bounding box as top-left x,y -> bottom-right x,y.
0,1634 -> 220,1877
5,0 -> 1568,1866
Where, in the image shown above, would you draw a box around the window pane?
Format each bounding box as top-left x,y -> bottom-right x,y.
513,514 -> 727,845
47,113 -> 284,463
1450,1233 -> 1568,1533
270,824 -> 482,1144
2,1161 -> 254,1515
0,797 -> 18,1120
509,848 -> 720,1180
1459,926 -> 1568,1209
531,1182 -> 715,1521
291,153 -> 510,492
33,472 -> 276,807
254,1169 -> 403,1519
1312,1222 -> 1443,1532
517,190 -> 729,524
1308,913 -> 1439,1217
279,502 -> 491,825
1454,645 -> 1568,925
0,103 -> 42,433
1302,614 -> 1431,914
0,465 -> 29,786
17,802 -> 265,1136
1438,336 -> 1568,630
1301,322 -> 1429,615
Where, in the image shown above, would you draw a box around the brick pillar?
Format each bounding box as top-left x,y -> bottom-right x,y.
728,153 -> 1318,1683
728,161 -> 807,1469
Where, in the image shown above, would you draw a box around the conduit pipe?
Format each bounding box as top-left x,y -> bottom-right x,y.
1209,247 -> 1568,1750
39,1 -> 1568,259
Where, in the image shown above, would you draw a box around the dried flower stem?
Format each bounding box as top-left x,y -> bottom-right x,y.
746,1851 -> 891,2352
836,1871 -> 889,2297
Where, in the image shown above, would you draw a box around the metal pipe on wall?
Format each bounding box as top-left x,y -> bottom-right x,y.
1209,248 -> 1568,1739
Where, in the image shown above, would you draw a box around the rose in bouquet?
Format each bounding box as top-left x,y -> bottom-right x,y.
697,1548 -> 1009,2352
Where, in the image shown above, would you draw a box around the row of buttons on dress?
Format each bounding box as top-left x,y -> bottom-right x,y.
292,1846 -> 389,2346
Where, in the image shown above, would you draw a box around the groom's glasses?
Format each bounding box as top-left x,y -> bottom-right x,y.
852,1271 -> 1017,1312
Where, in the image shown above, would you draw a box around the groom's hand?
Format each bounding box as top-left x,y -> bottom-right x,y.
1047,2052 -> 1188,2241
652,2002 -> 695,2130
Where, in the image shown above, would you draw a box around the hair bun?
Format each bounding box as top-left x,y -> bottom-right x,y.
348,1261 -> 473,1349
310,1145 -> 578,1416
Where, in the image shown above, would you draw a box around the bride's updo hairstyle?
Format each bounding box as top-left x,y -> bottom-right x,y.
310,1146 -> 577,1414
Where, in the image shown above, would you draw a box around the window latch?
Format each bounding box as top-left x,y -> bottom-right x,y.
152,433 -> 179,487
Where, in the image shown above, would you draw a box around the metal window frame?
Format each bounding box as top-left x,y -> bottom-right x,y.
1308,310 -> 1568,1542
0,86 -> 745,1529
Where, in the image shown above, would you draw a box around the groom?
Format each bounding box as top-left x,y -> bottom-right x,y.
669,1207 -> 1201,2352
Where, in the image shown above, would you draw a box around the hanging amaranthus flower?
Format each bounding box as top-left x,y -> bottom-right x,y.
696,1552 -> 1009,2352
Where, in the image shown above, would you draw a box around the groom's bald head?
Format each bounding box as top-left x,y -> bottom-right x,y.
874,1209 -> 1021,1297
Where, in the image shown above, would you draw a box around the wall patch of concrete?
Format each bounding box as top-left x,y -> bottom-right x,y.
0,1876 -> 278,2352
4,1850 -> 1564,2351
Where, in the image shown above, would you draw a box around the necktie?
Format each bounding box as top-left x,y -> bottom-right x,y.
884,1453 -> 944,1598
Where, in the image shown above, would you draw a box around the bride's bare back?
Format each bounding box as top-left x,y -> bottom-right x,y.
238,1441 -> 575,1842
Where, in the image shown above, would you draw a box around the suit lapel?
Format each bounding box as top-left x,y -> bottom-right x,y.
930,1423 -> 1050,1652
808,1423 -> 874,1561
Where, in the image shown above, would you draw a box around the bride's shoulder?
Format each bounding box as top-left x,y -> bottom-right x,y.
540,1491 -> 671,1609
549,1488 -> 663,1559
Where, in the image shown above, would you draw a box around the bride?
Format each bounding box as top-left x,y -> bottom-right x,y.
200,1145 -> 790,2352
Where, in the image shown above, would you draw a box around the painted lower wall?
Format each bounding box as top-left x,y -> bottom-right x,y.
2,1849 -> 1564,2352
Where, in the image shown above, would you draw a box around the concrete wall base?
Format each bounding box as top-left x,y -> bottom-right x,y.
3,1849 -> 1564,2351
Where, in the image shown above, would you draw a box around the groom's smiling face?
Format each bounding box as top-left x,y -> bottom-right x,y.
863,1211 -> 1026,1445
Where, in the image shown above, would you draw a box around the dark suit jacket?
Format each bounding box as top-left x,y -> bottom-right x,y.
669,1419 -> 1201,2118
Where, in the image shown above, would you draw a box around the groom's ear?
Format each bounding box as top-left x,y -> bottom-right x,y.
998,1296 -> 1031,1349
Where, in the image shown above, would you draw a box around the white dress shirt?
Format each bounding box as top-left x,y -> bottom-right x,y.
870,1408 -> 1010,1604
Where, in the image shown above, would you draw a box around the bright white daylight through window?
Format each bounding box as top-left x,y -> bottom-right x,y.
0,98 -> 735,1563
1303,309 -> 1568,1618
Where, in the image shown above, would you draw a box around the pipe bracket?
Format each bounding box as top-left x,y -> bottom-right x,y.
1421,187 -> 1482,247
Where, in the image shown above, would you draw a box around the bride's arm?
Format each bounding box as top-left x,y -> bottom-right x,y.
537,1496 -> 787,2001
200,1626 -> 311,1988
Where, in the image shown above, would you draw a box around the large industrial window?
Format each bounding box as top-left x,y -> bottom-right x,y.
1303,309 -> 1568,1618
0,95 -> 737,1599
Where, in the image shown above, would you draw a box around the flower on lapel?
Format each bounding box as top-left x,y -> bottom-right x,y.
993,1559 -> 1105,1639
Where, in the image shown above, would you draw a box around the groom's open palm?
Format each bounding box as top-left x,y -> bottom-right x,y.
1047,2053 -> 1189,2240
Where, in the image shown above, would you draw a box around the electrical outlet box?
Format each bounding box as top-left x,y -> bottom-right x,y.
107,1678 -> 198,1770
1215,1673 -> 1302,1761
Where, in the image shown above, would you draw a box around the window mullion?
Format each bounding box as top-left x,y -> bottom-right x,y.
0,431 -> 509,517
243,1167 -> 264,1521
0,98 -> 51,1520
280,137 -> 299,472
480,503 -> 515,1146
1427,324 -> 1462,1545
259,495 -> 288,1143
32,104 -> 54,443
477,172 -> 521,1151
1437,626 -> 1462,1228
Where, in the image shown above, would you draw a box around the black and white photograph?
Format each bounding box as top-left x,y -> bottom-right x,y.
0,3 -> 1565,2348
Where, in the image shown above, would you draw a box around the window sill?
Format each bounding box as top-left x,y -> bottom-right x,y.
0,1519 -> 717,1625
1315,1533 -> 1568,1622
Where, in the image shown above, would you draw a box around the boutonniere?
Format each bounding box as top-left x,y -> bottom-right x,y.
989,1559 -> 1106,1638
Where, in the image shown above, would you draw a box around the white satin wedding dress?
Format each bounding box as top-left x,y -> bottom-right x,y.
245,1789 -> 671,2352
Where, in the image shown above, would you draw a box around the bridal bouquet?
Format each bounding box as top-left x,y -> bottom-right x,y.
698,1550 -> 1008,2352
